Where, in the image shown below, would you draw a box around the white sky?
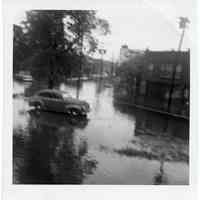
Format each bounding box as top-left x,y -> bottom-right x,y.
95,0 -> 195,60
12,0 -> 195,61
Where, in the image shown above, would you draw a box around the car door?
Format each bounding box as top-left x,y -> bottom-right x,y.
51,93 -> 65,112
40,92 -> 56,111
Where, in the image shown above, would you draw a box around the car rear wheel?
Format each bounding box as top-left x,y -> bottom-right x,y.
66,108 -> 82,117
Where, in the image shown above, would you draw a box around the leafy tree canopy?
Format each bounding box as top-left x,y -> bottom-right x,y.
14,10 -> 110,88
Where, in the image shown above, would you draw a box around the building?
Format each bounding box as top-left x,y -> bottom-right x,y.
116,49 -> 190,117
119,45 -> 144,64
142,50 -> 189,86
138,50 -> 190,116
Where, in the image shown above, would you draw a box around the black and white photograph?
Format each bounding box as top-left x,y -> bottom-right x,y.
2,0 -> 197,189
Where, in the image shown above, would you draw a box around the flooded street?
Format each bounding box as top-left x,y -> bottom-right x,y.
13,80 -> 189,184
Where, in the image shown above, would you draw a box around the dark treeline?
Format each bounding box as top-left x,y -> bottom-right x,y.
13,10 -> 110,88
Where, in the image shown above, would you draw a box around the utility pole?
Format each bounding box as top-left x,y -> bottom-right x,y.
76,31 -> 84,99
111,52 -> 115,77
99,49 -> 106,78
167,17 -> 189,112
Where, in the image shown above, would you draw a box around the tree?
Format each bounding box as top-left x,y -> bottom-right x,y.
13,25 -> 32,73
14,10 -> 110,88
115,54 -> 145,98
178,17 -> 190,51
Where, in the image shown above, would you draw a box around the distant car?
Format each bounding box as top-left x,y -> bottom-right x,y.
29,89 -> 90,116
15,71 -> 33,82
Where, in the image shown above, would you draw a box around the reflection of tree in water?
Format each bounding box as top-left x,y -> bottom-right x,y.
94,79 -> 105,112
96,79 -> 105,95
13,131 -> 27,184
13,111 -> 97,184
75,80 -> 83,99
153,152 -> 168,185
113,101 -> 188,185
113,100 -> 189,139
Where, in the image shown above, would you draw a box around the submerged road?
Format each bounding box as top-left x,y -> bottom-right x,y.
13,79 -> 189,184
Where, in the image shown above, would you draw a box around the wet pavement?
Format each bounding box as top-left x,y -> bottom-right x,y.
13,79 -> 189,184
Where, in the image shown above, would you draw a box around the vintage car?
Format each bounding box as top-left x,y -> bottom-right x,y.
28,89 -> 90,116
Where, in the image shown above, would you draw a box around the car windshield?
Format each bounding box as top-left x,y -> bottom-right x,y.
61,91 -> 72,98
38,92 -> 52,98
38,91 -> 63,99
51,93 -> 63,99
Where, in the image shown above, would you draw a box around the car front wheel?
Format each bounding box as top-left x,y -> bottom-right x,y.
34,101 -> 43,110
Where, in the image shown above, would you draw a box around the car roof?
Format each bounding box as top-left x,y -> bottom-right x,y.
37,89 -> 62,95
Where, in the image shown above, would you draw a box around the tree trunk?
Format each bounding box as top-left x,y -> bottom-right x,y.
48,55 -> 56,89
48,77 -> 54,89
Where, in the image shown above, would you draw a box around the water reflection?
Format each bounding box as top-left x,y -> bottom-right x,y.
112,101 -> 188,185
13,110 -> 97,184
113,101 -> 189,139
94,79 -> 106,113
13,79 -> 189,184
153,153 -> 168,185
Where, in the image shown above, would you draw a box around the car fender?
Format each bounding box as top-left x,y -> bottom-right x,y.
65,104 -> 82,111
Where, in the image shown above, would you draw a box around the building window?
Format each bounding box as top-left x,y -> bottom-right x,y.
148,64 -> 154,71
184,88 -> 189,99
160,64 -> 173,78
176,64 -> 182,72
175,64 -> 182,79
166,64 -> 173,73
140,80 -> 146,95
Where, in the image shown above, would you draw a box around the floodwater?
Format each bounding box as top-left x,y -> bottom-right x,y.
13,79 -> 189,184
